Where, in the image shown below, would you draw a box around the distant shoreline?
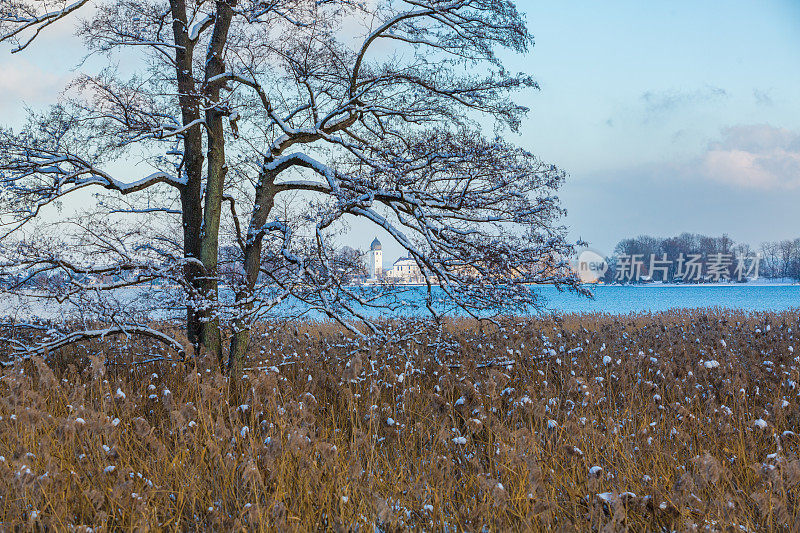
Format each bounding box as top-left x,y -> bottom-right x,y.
352,281 -> 800,288
596,281 -> 800,288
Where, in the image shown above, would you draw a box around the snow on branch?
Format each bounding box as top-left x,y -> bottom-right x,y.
0,0 -> 90,52
0,324 -> 186,366
0,127 -> 185,235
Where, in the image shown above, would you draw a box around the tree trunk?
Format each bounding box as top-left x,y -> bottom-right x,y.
169,0 -> 205,354
198,100 -> 225,365
228,173 -> 278,369
199,0 -> 236,367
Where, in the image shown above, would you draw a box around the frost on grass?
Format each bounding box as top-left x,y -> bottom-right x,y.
0,310 -> 798,529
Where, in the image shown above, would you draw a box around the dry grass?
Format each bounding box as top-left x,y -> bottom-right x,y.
1,309 -> 799,531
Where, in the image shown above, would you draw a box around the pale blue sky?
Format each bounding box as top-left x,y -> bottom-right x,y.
1,1 -> 798,261
508,0 -> 800,254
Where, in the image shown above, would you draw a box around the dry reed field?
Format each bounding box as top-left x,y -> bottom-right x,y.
1,309 -> 799,531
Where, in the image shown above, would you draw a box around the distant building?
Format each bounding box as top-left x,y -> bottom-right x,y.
388,256 -> 424,284
367,237 -> 383,279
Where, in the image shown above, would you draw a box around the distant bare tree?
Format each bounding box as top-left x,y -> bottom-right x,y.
760,238 -> 800,281
759,241 -> 780,279
777,239 -> 799,280
0,0 -> 583,372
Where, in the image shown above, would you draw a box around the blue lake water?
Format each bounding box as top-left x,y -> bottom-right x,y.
273,284 -> 800,318
538,284 -> 800,314
3,284 -> 798,321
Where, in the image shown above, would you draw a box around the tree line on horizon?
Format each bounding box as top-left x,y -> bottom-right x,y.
601,233 -> 800,283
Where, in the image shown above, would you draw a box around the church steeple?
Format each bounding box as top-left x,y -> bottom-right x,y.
368,237 -> 383,279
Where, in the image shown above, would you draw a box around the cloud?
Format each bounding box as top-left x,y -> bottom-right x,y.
753,88 -> 774,106
606,86 -> 730,127
700,124 -> 800,190
0,59 -> 65,105
0,59 -> 70,127
639,86 -> 728,122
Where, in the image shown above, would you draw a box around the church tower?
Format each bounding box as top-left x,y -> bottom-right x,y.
368,237 -> 383,279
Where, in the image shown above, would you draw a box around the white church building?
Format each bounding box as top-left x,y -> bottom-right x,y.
364,237 -> 426,284
366,237 -> 383,279
388,256 -> 424,284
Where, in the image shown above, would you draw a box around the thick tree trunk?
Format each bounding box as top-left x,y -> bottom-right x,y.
228,174 -> 277,369
199,113 -> 224,366
182,195 -> 204,353
198,0 -> 236,367
169,0 -> 205,354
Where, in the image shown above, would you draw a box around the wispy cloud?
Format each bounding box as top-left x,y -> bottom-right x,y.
0,59 -> 65,109
752,88 -> 774,106
605,86 -> 730,128
700,124 -> 800,190
639,86 -> 728,123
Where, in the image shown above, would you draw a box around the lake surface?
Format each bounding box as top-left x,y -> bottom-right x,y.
538,284 -> 800,314
2,284 -> 798,321
328,284 -> 800,317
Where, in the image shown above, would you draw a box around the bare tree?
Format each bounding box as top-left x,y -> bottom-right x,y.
0,0 -> 584,372
759,238 -> 800,281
